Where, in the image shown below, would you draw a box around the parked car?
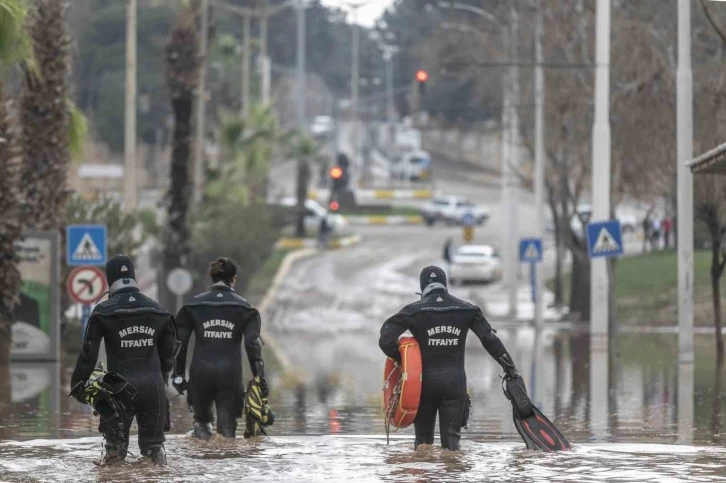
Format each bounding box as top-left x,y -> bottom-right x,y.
449,245 -> 503,284
279,198 -> 348,237
390,150 -> 432,181
310,116 -> 334,138
420,196 -> 489,226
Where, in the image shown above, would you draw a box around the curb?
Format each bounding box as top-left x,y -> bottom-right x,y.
345,215 -> 424,226
257,248 -> 318,371
275,233 -> 362,250
309,189 -> 433,201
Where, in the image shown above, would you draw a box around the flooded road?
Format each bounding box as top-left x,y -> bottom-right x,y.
3,226 -> 726,481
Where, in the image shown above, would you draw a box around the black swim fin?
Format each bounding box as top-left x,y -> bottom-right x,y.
503,376 -> 572,452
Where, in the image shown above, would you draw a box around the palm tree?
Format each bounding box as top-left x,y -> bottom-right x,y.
20,0 -> 71,230
210,104 -> 278,205
0,0 -> 31,377
162,4 -> 200,308
287,134 -> 320,238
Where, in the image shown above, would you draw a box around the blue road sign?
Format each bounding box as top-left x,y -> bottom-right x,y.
519,238 -> 543,263
462,212 -> 476,226
587,220 -> 624,259
67,225 -> 107,266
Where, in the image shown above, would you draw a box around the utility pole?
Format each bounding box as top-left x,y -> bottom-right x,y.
677,0 -> 694,442
350,3 -> 363,167
194,0 -> 209,202
677,0 -> 694,363
384,47 -> 395,150
590,0 -> 610,402
533,0 -> 545,327
124,0 -> 137,213
242,13 -> 252,116
260,1 -> 271,105
296,0 -> 306,132
504,3 -> 520,318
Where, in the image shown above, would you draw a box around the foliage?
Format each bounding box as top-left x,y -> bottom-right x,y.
20,0 -> 72,231
189,202 -> 281,296
73,1 -> 174,152
67,98 -> 88,160
207,103 -> 279,205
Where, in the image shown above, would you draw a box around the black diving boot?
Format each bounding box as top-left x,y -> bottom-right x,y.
142,445 -> 167,465
192,420 -> 213,440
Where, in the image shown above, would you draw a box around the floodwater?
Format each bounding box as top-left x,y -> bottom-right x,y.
2,329 -> 726,481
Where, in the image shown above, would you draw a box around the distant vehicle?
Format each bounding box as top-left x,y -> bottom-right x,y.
310,116 -> 334,138
448,245 -> 503,284
420,196 -> 489,226
279,198 -> 348,237
390,150 -> 432,181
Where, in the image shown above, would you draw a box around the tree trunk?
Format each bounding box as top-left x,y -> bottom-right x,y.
295,158 -> 310,238
163,9 -> 200,308
548,197 -> 564,306
711,240 -> 724,364
711,358 -> 723,442
0,92 -> 23,366
569,248 -> 591,320
20,0 -> 72,231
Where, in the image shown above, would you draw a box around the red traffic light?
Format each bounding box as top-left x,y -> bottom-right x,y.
415,70 -> 429,83
329,166 -> 344,180
329,201 -> 340,211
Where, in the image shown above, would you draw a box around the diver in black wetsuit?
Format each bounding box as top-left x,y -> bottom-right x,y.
379,266 -> 520,451
71,255 -> 177,465
172,257 -> 266,439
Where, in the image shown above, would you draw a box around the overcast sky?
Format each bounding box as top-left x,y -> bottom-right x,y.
320,0 -> 395,27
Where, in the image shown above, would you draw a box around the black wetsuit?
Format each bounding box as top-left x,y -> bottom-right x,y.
71,287 -> 177,458
175,283 -> 263,437
379,286 -> 513,450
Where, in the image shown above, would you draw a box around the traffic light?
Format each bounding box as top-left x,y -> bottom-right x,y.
415,69 -> 429,97
329,201 -> 340,212
329,164 -> 349,191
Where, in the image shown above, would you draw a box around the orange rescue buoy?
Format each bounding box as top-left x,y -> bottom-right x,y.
383,336 -> 423,429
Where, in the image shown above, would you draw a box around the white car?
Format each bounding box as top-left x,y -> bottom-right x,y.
420,196 -> 489,226
279,198 -> 348,237
449,245 -> 503,284
389,150 -> 433,181
310,116 -> 334,138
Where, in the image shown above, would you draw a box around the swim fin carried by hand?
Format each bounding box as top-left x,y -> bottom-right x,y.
503,375 -> 572,452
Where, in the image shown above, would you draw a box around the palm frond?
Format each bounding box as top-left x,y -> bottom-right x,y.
68,99 -> 88,160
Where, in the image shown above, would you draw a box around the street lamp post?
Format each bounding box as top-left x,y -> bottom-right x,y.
677,0 -> 694,364
296,0 -> 306,132
533,1 -> 545,328
124,0 -> 137,212
350,3 -> 364,167
436,1 -> 522,318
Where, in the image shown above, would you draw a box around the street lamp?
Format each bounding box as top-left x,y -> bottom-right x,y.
435,1 -> 522,319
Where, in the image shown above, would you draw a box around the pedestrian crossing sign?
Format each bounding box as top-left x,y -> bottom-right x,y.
586,220 -> 624,259
66,225 -> 107,266
519,238 -> 543,263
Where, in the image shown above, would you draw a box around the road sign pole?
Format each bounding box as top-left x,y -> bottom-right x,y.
81,304 -> 91,342
530,263 -> 536,304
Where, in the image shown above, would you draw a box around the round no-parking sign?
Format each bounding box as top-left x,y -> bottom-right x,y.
67,267 -> 108,305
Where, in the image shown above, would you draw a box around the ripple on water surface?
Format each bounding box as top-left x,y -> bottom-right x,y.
1,435 -> 726,482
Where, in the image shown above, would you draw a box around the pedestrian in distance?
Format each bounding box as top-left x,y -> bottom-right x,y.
70,255 -> 178,465
642,215 -> 651,252
378,266 -> 522,450
173,257 -> 269,439
663,217 -> 673,249
442,238 -> 454,274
